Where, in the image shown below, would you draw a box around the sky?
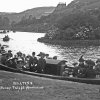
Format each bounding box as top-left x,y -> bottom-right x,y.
0,0 -> 73,13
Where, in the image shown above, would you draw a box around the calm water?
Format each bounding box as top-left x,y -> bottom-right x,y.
0,31 -> 100,63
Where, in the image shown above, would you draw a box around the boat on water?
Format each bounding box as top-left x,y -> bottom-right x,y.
0,30 -> 7,34
13,30 -> 16,33
0,59 -> 100,85
3,35 -> 10,41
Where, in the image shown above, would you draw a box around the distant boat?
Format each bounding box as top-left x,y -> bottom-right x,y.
3,35 -> 10,42
12,30 -> 16,33
0,30 -> 7,34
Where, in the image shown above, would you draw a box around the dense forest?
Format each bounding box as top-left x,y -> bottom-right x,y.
0,16 -> 10,29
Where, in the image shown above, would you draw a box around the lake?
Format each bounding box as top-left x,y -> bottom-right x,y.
0,31 -> 100,63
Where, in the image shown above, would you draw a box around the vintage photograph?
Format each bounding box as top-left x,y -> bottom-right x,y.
0,0 -> 100,100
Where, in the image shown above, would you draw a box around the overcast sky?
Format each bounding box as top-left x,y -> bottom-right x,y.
0,0 -> 73,13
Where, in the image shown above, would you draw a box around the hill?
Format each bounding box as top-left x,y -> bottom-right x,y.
41,0 -> 100,40
1,0 -> 100,38
0,7 -> 55,23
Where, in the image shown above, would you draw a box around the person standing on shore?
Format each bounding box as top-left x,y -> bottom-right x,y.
7,50 -> 13,59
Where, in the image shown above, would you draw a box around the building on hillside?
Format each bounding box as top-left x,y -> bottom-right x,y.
55,2 -> 66,11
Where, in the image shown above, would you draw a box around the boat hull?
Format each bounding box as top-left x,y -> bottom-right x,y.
3,38 -> 9,41
0,64 -> 100,85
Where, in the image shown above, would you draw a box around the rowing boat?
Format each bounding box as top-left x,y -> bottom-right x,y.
0,63 -> 100,85
3,37 -> 10,41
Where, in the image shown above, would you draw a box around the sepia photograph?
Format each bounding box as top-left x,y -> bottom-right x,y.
0,0 -> 100,100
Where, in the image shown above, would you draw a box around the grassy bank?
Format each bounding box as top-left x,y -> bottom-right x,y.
38,37 -> 100,46
0,71 -> 100,100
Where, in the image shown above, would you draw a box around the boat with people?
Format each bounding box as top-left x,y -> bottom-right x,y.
3,35 -> 10,41
0,62 -> 100,85
0,47 -> 100,85
0,30 -> 7,34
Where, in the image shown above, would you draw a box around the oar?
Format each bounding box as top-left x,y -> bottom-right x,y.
2,45 -> 9,48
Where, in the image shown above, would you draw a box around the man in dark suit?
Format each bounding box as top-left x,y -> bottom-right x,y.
37,52 -> 46,73
29,52 -> 38,72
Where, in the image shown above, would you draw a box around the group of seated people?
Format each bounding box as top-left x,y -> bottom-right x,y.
0,44 -> 57,74
63,55 -> 100,78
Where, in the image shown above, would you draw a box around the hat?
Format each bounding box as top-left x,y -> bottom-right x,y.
37,52 -> 46,57
17,51 -> 22,55
32,52 -> 35,55
45,54 -> 49,57
73,62 -> 78,66
53,56 -> 57,60
96,59 -> 100,63
85,60 -> 95,66
17,58 -> 23,62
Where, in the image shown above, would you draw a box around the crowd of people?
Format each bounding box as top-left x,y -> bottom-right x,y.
0,44 -> 57,74
0,44 -> 100,78
63,55 -> 100,78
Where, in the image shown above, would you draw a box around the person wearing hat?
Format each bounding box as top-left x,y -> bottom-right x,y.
16,51 -> 24,69
84,60 -> 96,78
77,57 -> 87,78
78,55 -> 85,68
72,62 -> 79,77
0,46 -> 5,54
0,51 -> 7,65
6,57 -> 13,68
37,52 -> 46,73
16,51 -> 22,57
29,52 -> 38,72
77,57 -> 85,78
16,51 -> 23,61
95,59 -> 100,77
45,54 -> 49,59
77,59 -> 96,78
7,50 -> 13,59
10,57 -> 18,68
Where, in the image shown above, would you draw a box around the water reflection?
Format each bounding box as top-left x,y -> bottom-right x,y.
0,32 -> 100,62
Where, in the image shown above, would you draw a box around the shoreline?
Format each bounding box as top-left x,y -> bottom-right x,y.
38,38 -> 100,46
